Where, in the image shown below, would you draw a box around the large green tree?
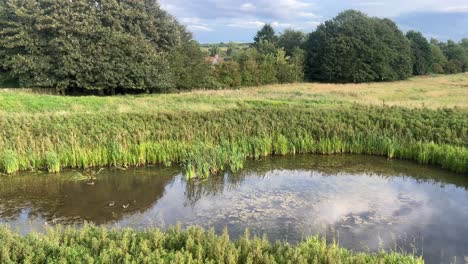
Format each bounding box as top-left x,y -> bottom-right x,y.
304,10 -> 412,83
406,31 -> 433,75
278,29 -> 306,56
0,0 -> 192,94
253,24 -> 278,47
430,43 -> 448,74
441,40 -> 468,73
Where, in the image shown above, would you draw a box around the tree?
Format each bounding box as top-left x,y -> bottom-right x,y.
304,10 -> 412,83
406,31 -> 433,75
461,38 -> 468,49
290,47 -> 305,82
170,41 -> 213,91
256,40 -> 278,55
430,43 -> 447,74
257,54 -> 278,85
213,61 -> 242,88
442,40 -> 468,72
0,0 -> 191,94
278,29 -> 306,56
254,24 -> 278,47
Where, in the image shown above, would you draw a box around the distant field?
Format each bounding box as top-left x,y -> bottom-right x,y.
201,43 -> 251,54
0,73 -> 467,115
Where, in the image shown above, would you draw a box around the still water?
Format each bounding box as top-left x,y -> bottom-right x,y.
1,155 -> 467,263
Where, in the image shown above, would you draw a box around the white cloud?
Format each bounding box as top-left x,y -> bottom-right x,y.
271,21 -> 293,28
352,1 -> 385,7
441,5 -> 468,13
179,17 -> 214,32
306,21 -> 321,27
298,12 -> 321,18
240,3 -> 256,11
227,20 -> 266,29
347,0 -> 468,17
187,25 -> 214,32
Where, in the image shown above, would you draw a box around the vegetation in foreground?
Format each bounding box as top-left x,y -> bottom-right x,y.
0,225 -> 423,264
0,75 -> 467,176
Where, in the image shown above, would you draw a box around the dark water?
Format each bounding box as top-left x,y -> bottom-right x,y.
1,155 -> 468,264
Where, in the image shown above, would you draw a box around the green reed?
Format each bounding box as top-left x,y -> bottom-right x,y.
0,105 -> 466,177
0,149 -> 19,174
0,224 -> 423,264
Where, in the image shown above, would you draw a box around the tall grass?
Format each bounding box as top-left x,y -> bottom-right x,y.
0,224 -> 423,264
0,150 -> 19,174
0,105 -> 466,177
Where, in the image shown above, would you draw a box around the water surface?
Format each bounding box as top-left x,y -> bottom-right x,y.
1,155 -> 467,264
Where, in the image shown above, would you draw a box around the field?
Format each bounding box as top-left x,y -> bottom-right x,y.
0,74 -> 467,176
1,74 -> 467,115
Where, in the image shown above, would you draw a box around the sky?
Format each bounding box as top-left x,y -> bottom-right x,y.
159,0 -> 468,43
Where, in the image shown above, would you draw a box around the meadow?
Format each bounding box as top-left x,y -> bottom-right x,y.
1,74 -> 467,115
0,74 -> 467,176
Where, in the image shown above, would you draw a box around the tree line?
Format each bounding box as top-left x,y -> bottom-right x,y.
0,1 -> 467,94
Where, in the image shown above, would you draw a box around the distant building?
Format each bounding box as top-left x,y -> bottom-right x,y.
208,54 -> 224,65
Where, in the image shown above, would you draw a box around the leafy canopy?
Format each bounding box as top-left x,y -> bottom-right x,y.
406,31 -> 433,75
304,10 -> 412,83
0,0 -> 193,93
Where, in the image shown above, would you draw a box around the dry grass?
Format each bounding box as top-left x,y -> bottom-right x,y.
190,73 -> 468,109
0,74 -> 466,115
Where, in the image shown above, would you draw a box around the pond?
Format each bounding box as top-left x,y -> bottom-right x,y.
1,155 -> 467,264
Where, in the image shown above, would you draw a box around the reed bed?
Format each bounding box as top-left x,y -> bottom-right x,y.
0,224 -> 423,264
0,105 -> 466,176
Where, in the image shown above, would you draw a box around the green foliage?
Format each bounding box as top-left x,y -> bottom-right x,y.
445,59 -> 464,74
430,42 -> 448,74
169,41 -> 213,90
0,150 -> 19,174
304,10 -> 412,83
255,40 -> 278,55
278,29 -> 306,56
214,61 -> 242,88
253,24 -> 278,47
0,0 -> 190,93
257,54 -> 278,85
45,151 -> 60,173
440,40 -> 468,73
406,31 -> 433,75
213,46 -> 303,88
275,49 -> 301,83
0,225 -> 423,264
0,104 -> 466,177
431,63 -> 445,74
209,45 -> 221,56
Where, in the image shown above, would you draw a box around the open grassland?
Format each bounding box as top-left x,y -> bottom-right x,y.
0,74 -> 467,115
0,225 -> 423,264
0,74 -> 467,176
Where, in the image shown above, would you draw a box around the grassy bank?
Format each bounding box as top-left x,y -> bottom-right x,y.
0,225 -> 423,264
0,74 -> 467,176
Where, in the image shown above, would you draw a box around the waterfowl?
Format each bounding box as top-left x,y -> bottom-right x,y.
122,204 -> 130,209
